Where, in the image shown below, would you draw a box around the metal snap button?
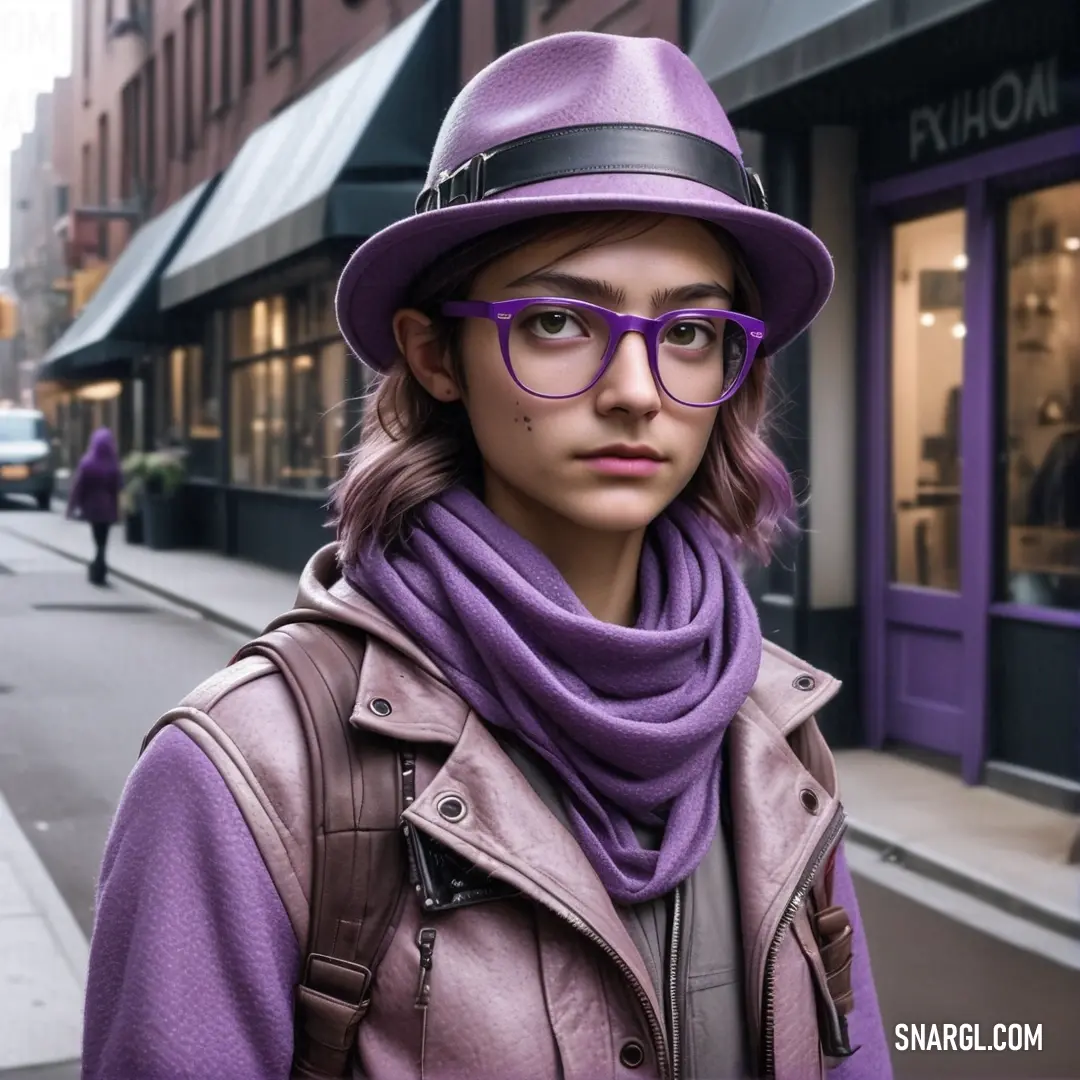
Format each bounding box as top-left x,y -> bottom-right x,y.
369,697 -> 392,716
793,674 -> 816,692
618,1039 -> 646,1068
436,794 -> 467,823
800,788 -> 820,815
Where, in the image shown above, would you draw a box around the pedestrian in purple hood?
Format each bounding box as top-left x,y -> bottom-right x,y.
65,427 -> 121,587
82,30 -> 891,1080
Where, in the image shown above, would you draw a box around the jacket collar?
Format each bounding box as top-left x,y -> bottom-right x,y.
292,543 -> 841,744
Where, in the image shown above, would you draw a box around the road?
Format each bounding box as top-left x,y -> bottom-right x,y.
1,500 -> 1078,1080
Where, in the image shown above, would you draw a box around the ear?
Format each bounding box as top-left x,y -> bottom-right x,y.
393,308 -> 462,403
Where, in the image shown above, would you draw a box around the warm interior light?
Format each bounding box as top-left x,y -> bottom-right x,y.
919,312 -> 936,327
951,322 -> 967,339
1065,236 -> 1080,252
75,380 -> 123,401
952,254 -> 969,271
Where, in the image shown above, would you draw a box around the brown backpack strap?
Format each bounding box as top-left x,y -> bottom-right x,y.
809,851 -> 857,1062
235,619 -> 407,1079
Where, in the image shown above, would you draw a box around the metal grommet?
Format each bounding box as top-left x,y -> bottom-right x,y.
436,794 -> 467,823
369,697 -> 393,716
619,1040 -> 646,1068
800,788 -> 820,815
793,674 -> 816,692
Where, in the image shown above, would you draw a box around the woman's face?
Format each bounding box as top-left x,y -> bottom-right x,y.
402,215 -> 736,539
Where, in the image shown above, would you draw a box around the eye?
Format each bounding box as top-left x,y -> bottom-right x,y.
523,309 -> 588,339
663,320 -> 715,349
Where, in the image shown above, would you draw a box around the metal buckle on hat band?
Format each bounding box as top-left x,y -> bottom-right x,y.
415,154 -> 487,214
445,153 -> 487,207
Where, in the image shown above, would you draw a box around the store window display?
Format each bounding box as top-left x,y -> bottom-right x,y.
890,210 -> 967,591
1005,180 -> 1080,610
229,284 -> 348,491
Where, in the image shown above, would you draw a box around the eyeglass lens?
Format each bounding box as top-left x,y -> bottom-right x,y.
504,303 -> 747,403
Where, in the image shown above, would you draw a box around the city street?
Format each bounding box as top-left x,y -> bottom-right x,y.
3,0 -> 1080,1075
0,503 -> 1078,1079
0,508 -> 247,1080
0,510 -> 247,942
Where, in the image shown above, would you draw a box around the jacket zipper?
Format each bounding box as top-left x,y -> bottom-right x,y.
415,926 -> 437,1006
556,907 -> 672,1079
406,813 -> 671,1074
668,885 -> 683,1080
761,806 -> 846,1079
415,926 -> 437,1077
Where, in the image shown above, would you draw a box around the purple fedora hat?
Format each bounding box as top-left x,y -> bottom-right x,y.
336,32 -> 834,372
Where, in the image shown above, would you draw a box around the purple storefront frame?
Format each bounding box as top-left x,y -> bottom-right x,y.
860,125 -> 1080,785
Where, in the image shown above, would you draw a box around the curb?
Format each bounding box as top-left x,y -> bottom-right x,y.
845,821 -> 1080,944
0,526 -> 263,640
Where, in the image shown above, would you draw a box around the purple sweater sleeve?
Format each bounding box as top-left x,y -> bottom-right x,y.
82,726 -> 301,1080
829,844 -> 893,1080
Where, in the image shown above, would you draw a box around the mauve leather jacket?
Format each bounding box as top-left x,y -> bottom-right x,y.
85,550 -> 891,1080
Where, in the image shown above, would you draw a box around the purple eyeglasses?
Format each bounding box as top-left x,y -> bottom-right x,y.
440,297 -> 766,407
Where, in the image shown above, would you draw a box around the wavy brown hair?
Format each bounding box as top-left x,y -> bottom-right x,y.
332,212 -> 795,563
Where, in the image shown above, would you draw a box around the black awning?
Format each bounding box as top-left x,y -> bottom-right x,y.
690,0 -> 994,116
38,180 -> 215,382
159,0 -> 457,310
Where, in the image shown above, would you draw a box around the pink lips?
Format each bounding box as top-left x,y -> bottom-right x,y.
579,456 -> 663,477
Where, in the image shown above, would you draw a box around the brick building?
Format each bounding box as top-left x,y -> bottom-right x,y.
39,0 -> 705,565
6,78 -> 73,410
55,0 -> 689,287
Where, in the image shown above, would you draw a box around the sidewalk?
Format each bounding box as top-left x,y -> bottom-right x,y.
0,507 -> 298,635
2,505 -> 1079,969
0,784 -> 86,1074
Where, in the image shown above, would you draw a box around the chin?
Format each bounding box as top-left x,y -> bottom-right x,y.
553,487 -> 674,534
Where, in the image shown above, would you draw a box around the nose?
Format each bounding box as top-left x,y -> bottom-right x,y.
595,329 -> 662,414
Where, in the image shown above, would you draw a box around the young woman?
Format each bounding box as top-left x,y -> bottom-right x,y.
65,427 -> 121,586
82,31 -> 891,1080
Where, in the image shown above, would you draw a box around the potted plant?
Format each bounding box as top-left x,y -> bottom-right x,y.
141,448 -> 188,551
121,451 -> 149,544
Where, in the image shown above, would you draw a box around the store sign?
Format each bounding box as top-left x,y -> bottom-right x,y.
865,55 -> 1078,178
909,58 -> 1060,165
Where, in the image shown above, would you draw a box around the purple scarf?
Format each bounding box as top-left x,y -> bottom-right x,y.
343,486 -> 763,904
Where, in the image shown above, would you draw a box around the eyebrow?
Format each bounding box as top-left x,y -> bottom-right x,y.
503,270 -> 733,309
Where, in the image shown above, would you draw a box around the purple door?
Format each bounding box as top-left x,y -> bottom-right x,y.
883,208 -> 969,757
864,198 -> 993,779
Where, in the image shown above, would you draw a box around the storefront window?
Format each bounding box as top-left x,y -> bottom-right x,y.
281,342 -> 349,490
252,299 -> 269,354
187,344 -> 221,438
231,295 -> 288,358
169,348 -> 186,438
890,209 -> 967,591
1003,180 -> 1080,610
151,351 -> 185,448
229,283 -> 347,490
230,360 -> 260,486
